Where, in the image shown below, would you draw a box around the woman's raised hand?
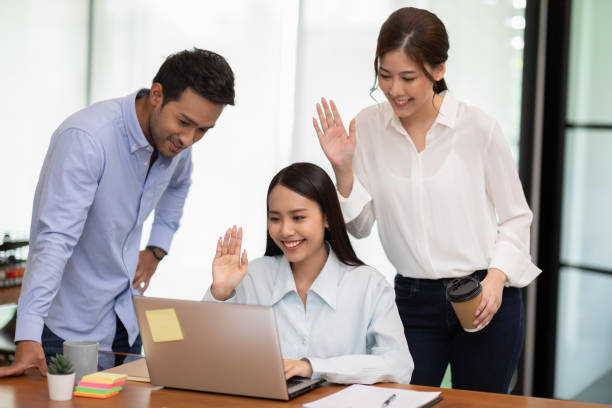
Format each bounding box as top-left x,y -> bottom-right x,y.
211,225 -> 248,301
313,98 -> 356,172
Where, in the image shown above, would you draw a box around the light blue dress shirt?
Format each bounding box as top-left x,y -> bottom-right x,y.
16,90 -> 192,350
203,249 -> 414,384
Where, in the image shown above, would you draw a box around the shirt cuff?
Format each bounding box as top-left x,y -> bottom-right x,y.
489,241 -> 542,287
202,287 -> 236,302
337,174 -> 371,223
147,224 -> 175,253
15,313 -> 45,343
305,356 -> 326,379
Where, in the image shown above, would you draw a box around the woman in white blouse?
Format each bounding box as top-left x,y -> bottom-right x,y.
204,162 -> 413,384
313,7 -> 540,393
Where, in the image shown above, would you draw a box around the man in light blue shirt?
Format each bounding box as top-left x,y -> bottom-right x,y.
0,48 -> 235,377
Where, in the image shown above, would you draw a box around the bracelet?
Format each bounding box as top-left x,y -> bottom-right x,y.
146,246 -> 166,261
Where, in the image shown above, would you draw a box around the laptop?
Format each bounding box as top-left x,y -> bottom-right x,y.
133,296 -> 323,400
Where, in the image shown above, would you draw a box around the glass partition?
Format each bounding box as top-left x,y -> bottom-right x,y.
554,0 -> 612,403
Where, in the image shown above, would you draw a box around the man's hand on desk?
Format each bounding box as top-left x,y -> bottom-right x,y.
133,249 -> 162,294
0,340 -> 47,377
283,359 -> 313,380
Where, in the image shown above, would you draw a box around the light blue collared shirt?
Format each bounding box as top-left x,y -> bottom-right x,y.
203,249 -> 413,384
16,90 -> 193,350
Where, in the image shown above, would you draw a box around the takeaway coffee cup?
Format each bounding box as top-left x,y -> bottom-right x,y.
446,277 -> 483,332
63,340 -> 98,384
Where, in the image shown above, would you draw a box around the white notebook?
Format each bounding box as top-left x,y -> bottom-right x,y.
304,384 -> 442,408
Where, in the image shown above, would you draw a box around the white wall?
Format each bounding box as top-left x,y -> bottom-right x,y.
0,0 -> 525,299
0,0 -> 89,237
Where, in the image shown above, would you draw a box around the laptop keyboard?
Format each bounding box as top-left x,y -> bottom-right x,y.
286,377 -> 306,387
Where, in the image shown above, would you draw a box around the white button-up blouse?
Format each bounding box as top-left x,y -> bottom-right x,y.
339,91 -> 541,287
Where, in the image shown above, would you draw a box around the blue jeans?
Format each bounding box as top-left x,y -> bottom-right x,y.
395,270 -> 524,393
41,315 -> 142,370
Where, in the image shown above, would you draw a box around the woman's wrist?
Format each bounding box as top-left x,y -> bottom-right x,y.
210,283 -> 233,301
486,268 -> 507,286
300,358 -> 314,377
333,165 -> 354,198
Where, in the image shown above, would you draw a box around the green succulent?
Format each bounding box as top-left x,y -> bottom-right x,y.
47,354 -> 75,375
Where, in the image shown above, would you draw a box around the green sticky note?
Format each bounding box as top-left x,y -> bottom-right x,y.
75,385 -> 122,394
145,308 -> 184,342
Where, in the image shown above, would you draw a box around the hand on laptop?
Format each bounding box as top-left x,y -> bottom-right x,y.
0,340 -> 47,377
283,359 -> 313,380
211,226 -> 248,301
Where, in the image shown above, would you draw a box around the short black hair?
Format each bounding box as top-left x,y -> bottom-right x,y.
153,48 -> 235,106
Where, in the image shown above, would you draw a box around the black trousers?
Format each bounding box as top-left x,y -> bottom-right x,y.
395,270 -> 524,393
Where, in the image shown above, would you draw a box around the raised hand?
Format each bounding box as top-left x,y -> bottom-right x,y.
211,226 -> 248,301
313,98 -> 356,173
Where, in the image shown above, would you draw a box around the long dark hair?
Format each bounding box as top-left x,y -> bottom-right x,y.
374,7 -> 449,94
264,162 -> 364,267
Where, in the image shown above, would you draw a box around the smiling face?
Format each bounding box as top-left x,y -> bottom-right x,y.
377,49 -> 445,125
147,84 -> 225,158
267,184 -> 329,269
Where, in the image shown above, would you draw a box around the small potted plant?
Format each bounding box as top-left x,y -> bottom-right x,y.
47,353 -> 76,401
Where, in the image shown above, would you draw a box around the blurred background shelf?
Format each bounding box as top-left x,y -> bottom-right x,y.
0,233 -> 26,360
0,233 -> 27,291
0,240 -> 28,252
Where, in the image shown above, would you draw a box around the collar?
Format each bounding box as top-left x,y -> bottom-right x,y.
269,245 -> 342,310
269,256 -> 298,306
380,90 -> 458,130
122,89 -> 154,154
435,90 -> 457,128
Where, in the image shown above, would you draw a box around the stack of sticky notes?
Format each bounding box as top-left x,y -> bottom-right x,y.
74,372 -> 128,399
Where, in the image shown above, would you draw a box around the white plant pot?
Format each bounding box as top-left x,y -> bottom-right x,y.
47,372 -> 76,401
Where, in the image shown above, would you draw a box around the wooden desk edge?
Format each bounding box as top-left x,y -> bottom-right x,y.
0,370 -> 608,407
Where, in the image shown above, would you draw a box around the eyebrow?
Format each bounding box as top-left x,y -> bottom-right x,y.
379,66 -> 417,75
268,209 -> 309,214
179,113 -> 214,131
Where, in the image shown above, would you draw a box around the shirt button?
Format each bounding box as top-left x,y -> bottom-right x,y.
147,146 -> 152,151
131,145 -> 137,151
144,162 -> 148,166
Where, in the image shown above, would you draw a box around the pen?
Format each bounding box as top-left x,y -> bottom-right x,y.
381,393 -> 396,407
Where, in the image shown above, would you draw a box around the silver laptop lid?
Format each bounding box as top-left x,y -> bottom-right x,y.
133,296 -> 290,400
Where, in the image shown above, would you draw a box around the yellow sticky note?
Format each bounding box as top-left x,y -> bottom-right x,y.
81,372 -> 128,384
145,308 -> 184,343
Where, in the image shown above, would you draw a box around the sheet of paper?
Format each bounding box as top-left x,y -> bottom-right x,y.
103,358 -> 150,382
145,308 -> 184,343
304,384 -> 441,408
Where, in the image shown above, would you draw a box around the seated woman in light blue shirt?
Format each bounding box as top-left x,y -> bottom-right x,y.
203,162 -> 413,384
